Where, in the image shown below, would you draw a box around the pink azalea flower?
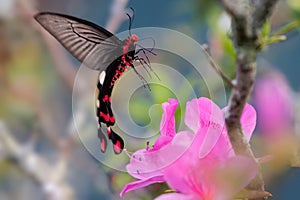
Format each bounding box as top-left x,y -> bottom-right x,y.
120,97 -> 257,198
155,156 -> 258,200
253,70 -> 293,138
151,98 -> 178,151
120,98 -> 179,197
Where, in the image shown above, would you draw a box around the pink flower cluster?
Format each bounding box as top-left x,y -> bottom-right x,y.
121,97 -> 258,200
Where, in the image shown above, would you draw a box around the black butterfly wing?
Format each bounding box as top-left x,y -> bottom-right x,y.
34,12 -> 123,70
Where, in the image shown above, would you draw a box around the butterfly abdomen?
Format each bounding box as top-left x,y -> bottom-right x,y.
97,97 -> 115,126
95,55 -> 132,154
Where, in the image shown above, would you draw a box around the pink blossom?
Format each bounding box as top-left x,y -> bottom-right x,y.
253,70 -> 293,138
151,98 -> 178,151
120,97 -> 258,198
155,156 -> 258,200
120,98 -> 179,196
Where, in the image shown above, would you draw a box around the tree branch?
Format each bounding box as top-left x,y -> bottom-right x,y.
201,44 -> 235,88
220,0 -> 279,198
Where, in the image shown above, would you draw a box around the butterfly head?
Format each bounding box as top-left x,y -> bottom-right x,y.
130,34 -> 138,45
124,34 -> 138,59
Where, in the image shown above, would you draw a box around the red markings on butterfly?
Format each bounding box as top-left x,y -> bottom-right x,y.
122,34 -> 139,54
113,140 -> 122,154
99,112 -> 115,123
100,138 -> 106,153
102,95 -> 111,102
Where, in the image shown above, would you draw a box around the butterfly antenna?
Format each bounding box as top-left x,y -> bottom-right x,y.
126,7 -> 135,36
126,13 -> 132,36
130,7 -> 135,23
148,37 -> 156,54
130,64 -> 151,91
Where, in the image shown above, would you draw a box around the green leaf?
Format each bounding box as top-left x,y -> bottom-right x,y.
259,35 -> 287,49
273,21 -> 299,36
258,21 -> 298,49
261,20 -> 271,39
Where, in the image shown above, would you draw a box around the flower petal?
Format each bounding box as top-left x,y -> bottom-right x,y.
206,103 -> 256,159
166,156 -> 258,200
185,98 -> 200,133
185,97 -> 224,134
240,104 -> 257,141
160,98 -> 178,137
163,158 -> 195,195
212,156 -> 259,200
151,135 -> 173,151
120,175 -> 165,197
126,149 -> 164,179
161,132 -> 204,194
126,131 -> 194,179
203,130 -> 234,159
197,125 -> 224,158
155,193 -> 196,200
184,98 -> 225,159
253,71 -> 293,137
149,98 -> 178,151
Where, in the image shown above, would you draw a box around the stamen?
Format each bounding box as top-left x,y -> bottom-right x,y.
123,149 -> 143,162
123,149 -> 132,158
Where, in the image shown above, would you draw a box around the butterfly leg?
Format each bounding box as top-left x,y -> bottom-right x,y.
130,64 -> 151,91
134,57 -> 152,78
135,56 -> 160,80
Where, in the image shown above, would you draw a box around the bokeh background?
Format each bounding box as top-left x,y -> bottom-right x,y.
0,0 -> 300,199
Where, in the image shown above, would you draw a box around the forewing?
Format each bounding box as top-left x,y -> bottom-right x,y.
34,12 -> 123,70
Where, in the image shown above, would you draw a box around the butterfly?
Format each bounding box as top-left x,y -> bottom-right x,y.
34,11 -> 154,154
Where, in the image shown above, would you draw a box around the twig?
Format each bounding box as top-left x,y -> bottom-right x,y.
257,155 -> 273,164
290,137 -> 300,167
236,189 -> 272,199
201,44 -> 235,88
220,0 -> 279,198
